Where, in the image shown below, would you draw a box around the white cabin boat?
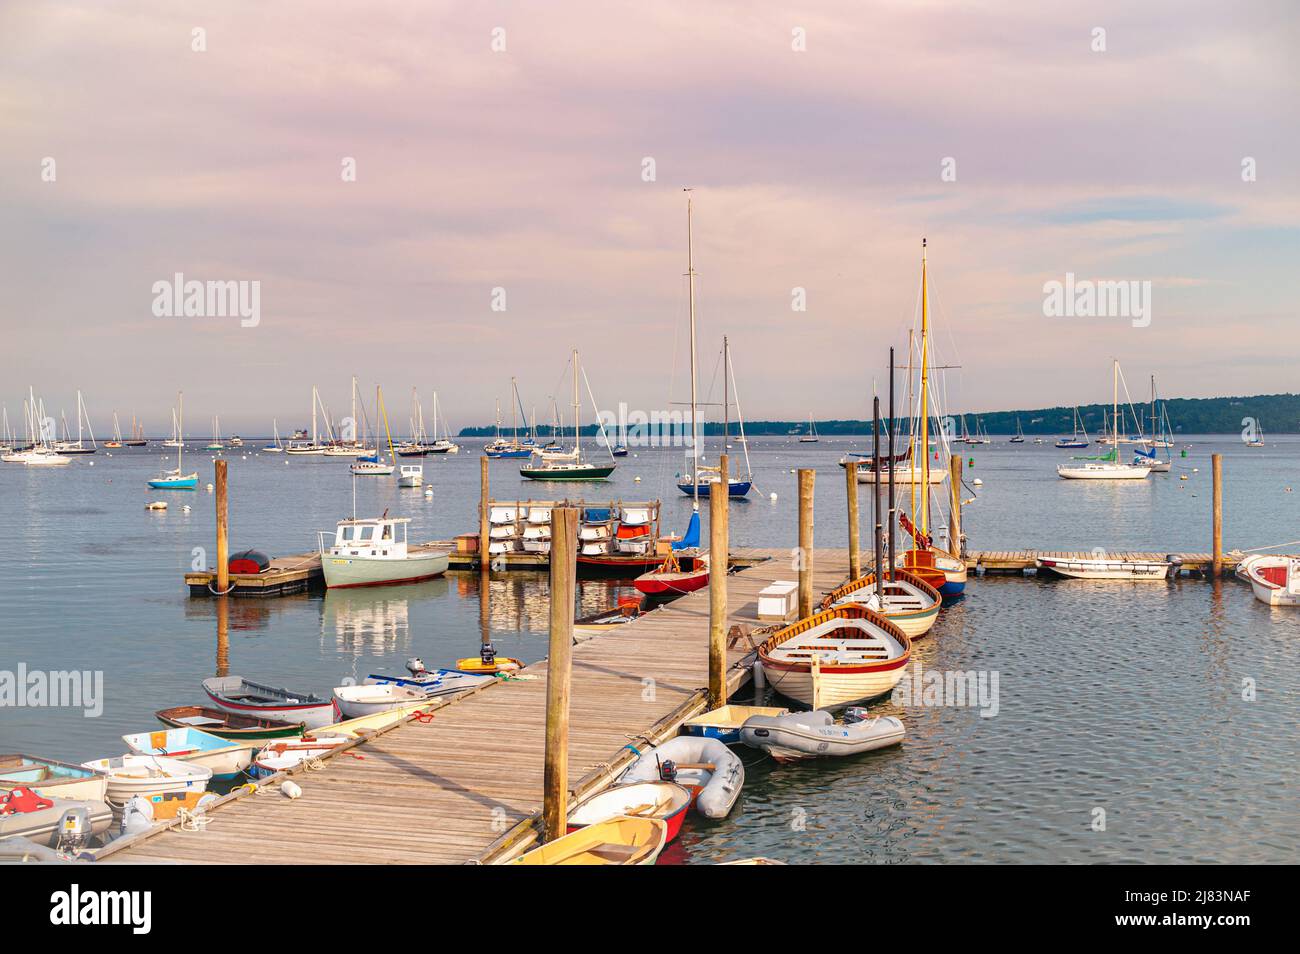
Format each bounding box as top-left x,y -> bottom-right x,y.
318,516 -> 449,589
397,464 -> 423,487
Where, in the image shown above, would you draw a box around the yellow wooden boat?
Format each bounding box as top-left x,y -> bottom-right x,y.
511,816 -> 666,866
317,697 -> 436,738
455,656 -> 523,675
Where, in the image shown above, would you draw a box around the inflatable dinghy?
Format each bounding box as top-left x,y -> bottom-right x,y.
620,736 -> 744,819
740,710 -> 905,762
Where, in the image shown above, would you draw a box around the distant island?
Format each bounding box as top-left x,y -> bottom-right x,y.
457,393 -> 1300,437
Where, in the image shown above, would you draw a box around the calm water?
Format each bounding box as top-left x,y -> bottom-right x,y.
1,435 -> 1297,863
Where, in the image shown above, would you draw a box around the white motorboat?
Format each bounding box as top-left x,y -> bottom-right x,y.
739,709 -> 905,762
79,755 -> 212,805
758,605 -> 911,708
351,459 -> 395,476
1035,555 -> 1172,580
1242,556 -> 1300,606
331,683 -> 428,719
397,464 -> 423,487
318,516 -> 450,588
365,658 -> 492,699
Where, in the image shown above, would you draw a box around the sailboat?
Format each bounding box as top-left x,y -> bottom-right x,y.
519,351 -> 616,480
148,393 -> 199,489
53,390 -> 97,453
1246,420 -> 1265,447
799,414 -> 819,443
427,391 -> 459,454
1055,407 -> 1089,448
968,418 -> 991,444
1009,417 -> 1025,443
351,387 -> 396,475
206,416 -> 224,451
124,414 -> 147,446
397,388 -> 432,457
894,239 -> 967,598
1057,361 -> 1151,480
610,409 -> 629,456
1133,375 -> 1173,471
105,412 -> 124,448
7,390 -> 71,465
677,336 -> 754,498
484,381 -> 532,458
263,419 -> 284,452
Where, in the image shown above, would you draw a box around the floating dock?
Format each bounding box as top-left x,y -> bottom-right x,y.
967,550 -> 1242,575
103,547 -> 847,865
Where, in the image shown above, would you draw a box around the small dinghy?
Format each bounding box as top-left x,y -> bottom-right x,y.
511,816 -> 667,866
455,645 -> 523,675
1243,555 -> 1300,607
682,705 -> 790,745
620,736 -> 743,819
80,755 -> 212,806
121,727 -> 256,781
0,788 -> 113,849
634,552 -> 710,596
0,754 -> 109,802
203,676 -> 335,729
573,599 -> 645,637
1034,555 -> 1172,581
248,735 -> 353,779
332,683 -> 428,719
154,706 -> 304,741
320,698 -> 436,738
740,709 -> 905,762
567,781 -> 692,844
365,657 -> 493,698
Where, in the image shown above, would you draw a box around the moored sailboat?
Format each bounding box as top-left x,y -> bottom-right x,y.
519,351 -> 616,480
147,392 -> 199,489
1057,361 -> 1151,480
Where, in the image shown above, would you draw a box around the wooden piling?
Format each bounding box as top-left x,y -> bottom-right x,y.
798,468 -> 815,618
708,456 -> 730,709
479,456 -> 491,571
542,506 -> 578,842
1212,453 -> 1223,577
214,459 -> 229,593
949,454 -> 963,558
845,461 -> 860,579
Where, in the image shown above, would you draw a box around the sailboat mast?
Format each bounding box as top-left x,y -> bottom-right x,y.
572,350 -> 580,456
919,239 -> 931,535
723,336 -> 729,449
686,189 -> 699,507
178,391 -> 184,471
511,377 -> 519,444
1112,359 -> 1119,450
311,386 -> 318,446
873,396 -> 883,597
888,346 -> 897,576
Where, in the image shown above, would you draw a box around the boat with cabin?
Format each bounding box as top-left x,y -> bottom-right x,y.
520,351 -> 617,480
318,515 -> 450,588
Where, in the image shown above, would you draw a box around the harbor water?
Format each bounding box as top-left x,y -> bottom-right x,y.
1,436 -> 1296,863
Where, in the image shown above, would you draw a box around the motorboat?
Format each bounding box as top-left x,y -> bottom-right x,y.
318,516 -> 450,588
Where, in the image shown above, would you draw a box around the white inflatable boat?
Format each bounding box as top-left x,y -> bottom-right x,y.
739,710 -> 905,762
620,736 -> 744,819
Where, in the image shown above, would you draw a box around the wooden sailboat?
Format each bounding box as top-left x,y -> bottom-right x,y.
148,392 -> 199,489
519,352 -> 616,480
895,240 -> 967,597
124,413 -> 147,446
1057,361 -> 1151,480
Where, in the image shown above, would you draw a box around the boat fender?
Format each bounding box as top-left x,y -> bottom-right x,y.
0,786 -> 54,814
281,780 -> 302,800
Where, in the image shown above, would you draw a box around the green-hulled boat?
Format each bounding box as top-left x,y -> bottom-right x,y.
520,348 -> 617,482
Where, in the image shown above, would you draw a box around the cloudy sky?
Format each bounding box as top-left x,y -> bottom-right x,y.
1,1 -> 1296,434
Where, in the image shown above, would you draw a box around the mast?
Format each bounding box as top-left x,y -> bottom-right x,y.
1112,359 -> 1119,454
686,189 -> 699,508
177,391 -> 184,472
351,376 -> 358,446
311,386 -> 318,447
723,336 -> 729,451
873,396 -> 883,597
511,377 -> 519,446
571,350 -> 580,457
919,238 -> 931,535
888,346 -> 897,576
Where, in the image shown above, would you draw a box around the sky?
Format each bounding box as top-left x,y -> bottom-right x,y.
1,1 -> 1297,435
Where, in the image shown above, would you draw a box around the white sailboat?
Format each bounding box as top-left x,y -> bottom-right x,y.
799,414 -> 819,442
52,390 -> 97,454
286,386 -> 328,454
263,419 -> 284,452
1057,361 -> 1151,480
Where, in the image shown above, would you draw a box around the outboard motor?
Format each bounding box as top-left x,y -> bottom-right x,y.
843,706 -> 870,725
479,643 -> 497,667
54,806 -> 93,852
657,758 -> 678,783
1166,555 -> 1183,579
405,656 -> 428,677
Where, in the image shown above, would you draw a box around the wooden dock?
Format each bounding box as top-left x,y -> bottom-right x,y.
104,547 -> 839,865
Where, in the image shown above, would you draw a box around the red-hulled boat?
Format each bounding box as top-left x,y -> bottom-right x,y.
634,553 -> 709,596
566,781 -> 692,844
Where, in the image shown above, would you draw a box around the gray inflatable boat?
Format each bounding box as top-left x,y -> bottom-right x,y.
739,710 -> 905,762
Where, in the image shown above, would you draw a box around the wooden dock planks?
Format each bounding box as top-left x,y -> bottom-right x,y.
104,547 -> 844,865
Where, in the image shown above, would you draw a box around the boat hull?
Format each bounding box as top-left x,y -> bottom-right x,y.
1057,463 -> 1151,479
1035,557 -> 1171,580
567,782 -> 691,844
676,479 -> 752,498
321,550 -> 449,588
740,712 -> 906,762
0,755 -> 109,802
148,474 -> 198,489
154,706 -> 304,741
520,464 -> 616,480
203,677 -> 335,729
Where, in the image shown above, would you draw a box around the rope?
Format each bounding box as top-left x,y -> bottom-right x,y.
1240,539 -> 1300,554
207,580 -> 237,596
176,807 -> 211,832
